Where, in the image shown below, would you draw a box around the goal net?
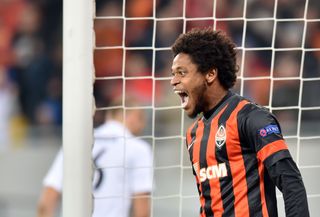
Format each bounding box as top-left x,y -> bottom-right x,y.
66,0 -> 320,216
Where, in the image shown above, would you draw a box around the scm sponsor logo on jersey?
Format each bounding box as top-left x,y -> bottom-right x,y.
199,163 -> 228,182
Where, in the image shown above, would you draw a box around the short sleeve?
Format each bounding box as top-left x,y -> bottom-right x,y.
238,103 -> 290,167
128,140 -> 153,194
43,148 -> 63,192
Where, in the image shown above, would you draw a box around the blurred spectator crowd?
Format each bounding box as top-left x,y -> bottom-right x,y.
0,0 -> 62,149
1,0 -> 320,148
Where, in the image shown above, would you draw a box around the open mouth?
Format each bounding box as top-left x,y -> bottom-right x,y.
174,90 -> 189,108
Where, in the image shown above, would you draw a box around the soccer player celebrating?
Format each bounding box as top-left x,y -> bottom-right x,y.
170,28 -> 309,217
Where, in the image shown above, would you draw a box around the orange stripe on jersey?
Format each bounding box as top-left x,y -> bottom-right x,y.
258,160 -> 269,217
192,120 -> 206,217
225,100 -> 250,217
186,121 -> 197,145
207,105 -> 228,215
257,140 -> 288,162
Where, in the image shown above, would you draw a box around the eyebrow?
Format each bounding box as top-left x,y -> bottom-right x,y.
171,66 -> 184,71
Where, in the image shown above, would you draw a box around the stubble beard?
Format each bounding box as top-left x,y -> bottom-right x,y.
188,82 -> 208,119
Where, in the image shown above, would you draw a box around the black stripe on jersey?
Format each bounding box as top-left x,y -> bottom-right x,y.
264,168 -> 278,217
188,122 -> 198,161
238,104 -> 263,217
216,95 -> 242,217
239,151 -> 262,217
188,122 -> 203,199
188,122 -> 199,182
189,121 -> 202,198
200,120 -> 214,217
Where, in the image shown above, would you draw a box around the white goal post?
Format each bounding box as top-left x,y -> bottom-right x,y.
62,0 -> 94,216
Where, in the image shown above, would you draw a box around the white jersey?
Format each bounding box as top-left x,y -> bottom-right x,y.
43,120 -> 153,217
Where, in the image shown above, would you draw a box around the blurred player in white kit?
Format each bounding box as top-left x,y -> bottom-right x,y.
37,97 -> 153,217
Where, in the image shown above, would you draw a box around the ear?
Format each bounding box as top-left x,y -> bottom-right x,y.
205,68 -> 217,84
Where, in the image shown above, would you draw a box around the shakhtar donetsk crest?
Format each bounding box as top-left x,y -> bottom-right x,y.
215,124 -> 226,148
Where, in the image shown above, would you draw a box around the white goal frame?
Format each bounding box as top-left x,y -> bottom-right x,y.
62,0 -> 94,216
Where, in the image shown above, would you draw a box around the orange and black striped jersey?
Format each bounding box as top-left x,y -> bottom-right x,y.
186,91 -> 309,217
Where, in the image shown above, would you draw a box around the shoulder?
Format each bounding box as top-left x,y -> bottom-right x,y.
50,148 -> 63,167
43,148 -> 64,191
238,102 -> 278,127
237,102 -> 284,144
128,137 -> 152,153
126,137 -> 153,166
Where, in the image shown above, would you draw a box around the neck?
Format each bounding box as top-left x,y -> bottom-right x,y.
204,87 -> 228,113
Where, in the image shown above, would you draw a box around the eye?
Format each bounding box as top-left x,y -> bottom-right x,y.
171,69 -> 186,77
178,70 -> 186,76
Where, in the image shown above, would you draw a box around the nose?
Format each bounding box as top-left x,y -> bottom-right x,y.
170,75 -> 180,86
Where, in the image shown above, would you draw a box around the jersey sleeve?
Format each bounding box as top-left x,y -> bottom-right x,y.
43,148 -> 63,192
128,140 -> 153,194
267,158 -> 310,216
239,103 -> 290,168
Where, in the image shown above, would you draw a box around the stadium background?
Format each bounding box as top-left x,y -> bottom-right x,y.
0,0 -> 319,216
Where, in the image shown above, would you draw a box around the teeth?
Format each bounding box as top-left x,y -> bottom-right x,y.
173,90 -> 189,108
181,95 -> 189,108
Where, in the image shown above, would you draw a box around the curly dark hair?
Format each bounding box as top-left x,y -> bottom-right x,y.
171,27 -> 238,90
